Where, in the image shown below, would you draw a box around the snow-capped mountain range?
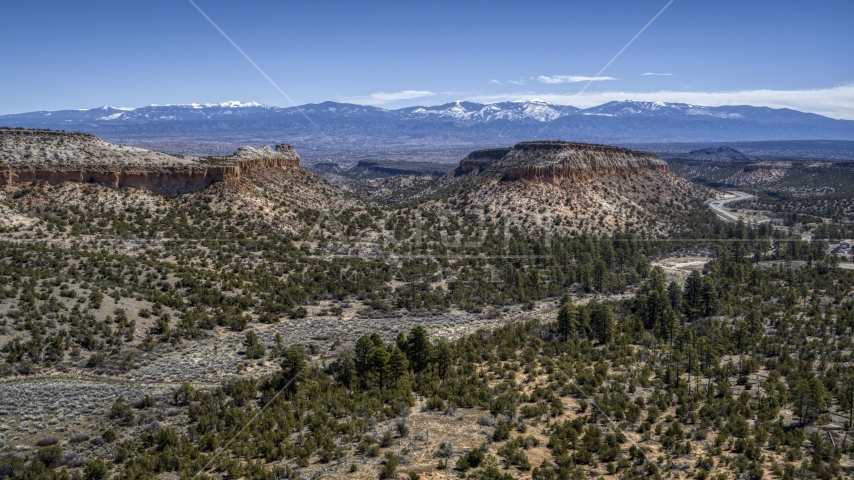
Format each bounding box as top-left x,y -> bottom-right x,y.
3,99 -> 853,143
399,100 -> 577,122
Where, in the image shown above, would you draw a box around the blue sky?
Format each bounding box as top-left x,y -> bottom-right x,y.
1,0 -> 853,118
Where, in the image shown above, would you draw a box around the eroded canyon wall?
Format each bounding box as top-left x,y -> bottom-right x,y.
0,129 -> 300,196
457,141 -> 669,182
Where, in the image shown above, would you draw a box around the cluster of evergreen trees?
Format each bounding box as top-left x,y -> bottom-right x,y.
8,242 -> 853,479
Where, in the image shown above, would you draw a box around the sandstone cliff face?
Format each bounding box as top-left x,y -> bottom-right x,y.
456,141 -> 668,183
0,129 -> 300,196
413,140 -> 715,238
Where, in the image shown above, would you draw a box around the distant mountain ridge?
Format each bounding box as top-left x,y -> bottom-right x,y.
3,99 -> 854,144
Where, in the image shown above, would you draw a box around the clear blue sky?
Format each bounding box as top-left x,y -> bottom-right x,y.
2,0 -> 853,117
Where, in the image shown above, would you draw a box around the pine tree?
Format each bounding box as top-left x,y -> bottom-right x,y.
649,266 -> 667,294
434,338 -> 453,384
368,345 -> 391,391
280,346 -> 306,393
667,281 -> 682,312
746,305 -> 762,336
557,301 -> 577,342
683,270 -> 702,311
389,346 -> 410,387
685,344 -> 699,393
793,377 -> 828,426
407,326 -> 433,374
699,276 -> 718,317
355,335 -> 376,379
836,372 -> 854,439
243,330 -> 266,359
666,310 -> 679,348
593,259 -> 607,291
590,302 -> 614,344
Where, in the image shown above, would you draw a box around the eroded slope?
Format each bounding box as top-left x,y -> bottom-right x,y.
0,129 -> 300,196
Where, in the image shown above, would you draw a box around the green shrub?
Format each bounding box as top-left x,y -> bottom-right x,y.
83,459 -> 110,480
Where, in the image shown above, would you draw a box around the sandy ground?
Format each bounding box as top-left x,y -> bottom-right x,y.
652,256 -> 711,284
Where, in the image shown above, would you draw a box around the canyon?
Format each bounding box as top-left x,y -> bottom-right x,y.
0,130 -> 716,237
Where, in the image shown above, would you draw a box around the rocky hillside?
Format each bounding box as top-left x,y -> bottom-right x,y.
681,146 -> 755,161
0,128 -> 300,196
667,157 -> 854,207
454,141 -> 668,181
409,141 -> 717,236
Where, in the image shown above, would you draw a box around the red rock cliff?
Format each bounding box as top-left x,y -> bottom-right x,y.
455,141 -> 668,183
0,129 -> 300,196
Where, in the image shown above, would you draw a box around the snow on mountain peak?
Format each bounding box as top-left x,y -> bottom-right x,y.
2,99 -> 847,144
210,101 -> 262,108
91,106 -> 135,111
404,99 -> 568,122
582,100 -> 686,116
512,98 -> 553,105
620,100 -> 668,109
146,101 -> 264,109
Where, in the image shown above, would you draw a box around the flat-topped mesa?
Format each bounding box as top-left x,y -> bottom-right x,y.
456,141 -> 668,182
212,144 -> 300,165
204,144 -> 300,175
0,129 -> 300,196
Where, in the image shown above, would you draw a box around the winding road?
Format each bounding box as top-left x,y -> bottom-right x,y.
709,191 -> 756,223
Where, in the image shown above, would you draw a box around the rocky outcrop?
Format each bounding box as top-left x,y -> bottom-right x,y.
0,129 -> 300,196
213,144 -> 300,166
413,140 -> 714,237
456,148 -> 512,174
455,141 -> 668,183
